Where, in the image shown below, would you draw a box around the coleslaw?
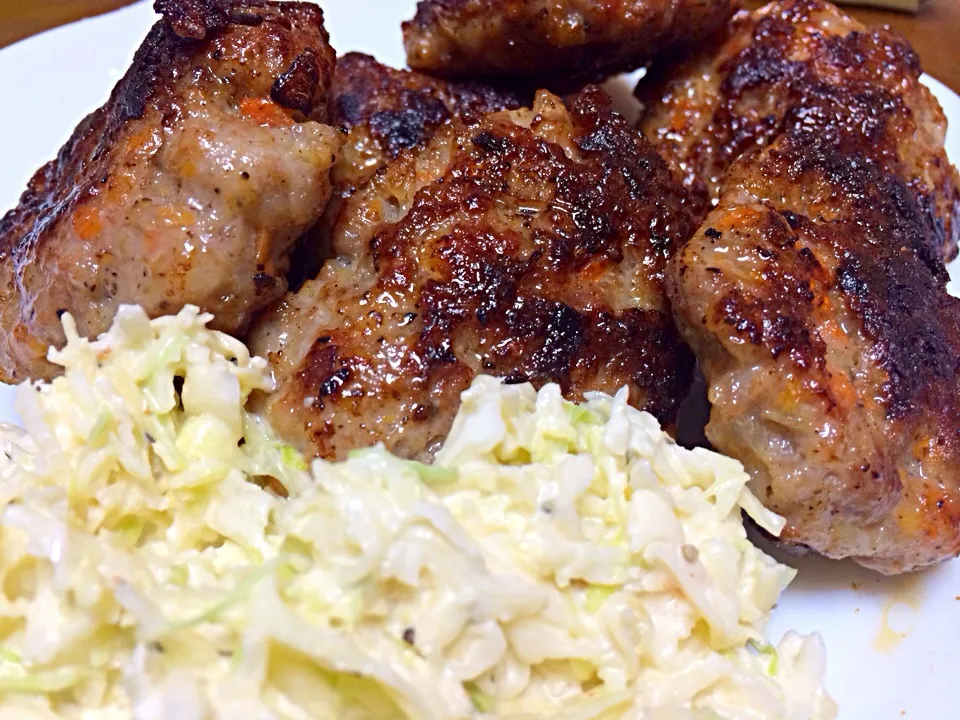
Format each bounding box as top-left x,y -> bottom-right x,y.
0,305 -> 836,719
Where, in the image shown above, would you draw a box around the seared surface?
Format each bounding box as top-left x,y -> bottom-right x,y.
665,1 -> 960,573
289,53 -> 528,288
640,0 -> 960,261
330,52 -> 527,197
403,0 -> 737,90
250,88 -> 697,461
0,0 -> 339,382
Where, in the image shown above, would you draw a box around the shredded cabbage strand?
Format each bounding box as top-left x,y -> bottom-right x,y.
0,305 -> 836,719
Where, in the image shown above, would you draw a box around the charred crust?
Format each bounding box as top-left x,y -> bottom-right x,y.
330,53 -> 527,160
319,367 -> 350,398
699,204 -> 829,371
471,131 -> 511,154
779,210 -> 803,230
369,104 -> 450,155
252,272 -> 278,293
271,49 -> 321,116
292,342 -> 352,410
154,0 -> 235,40
502,373 -> 530,385
720,36 -> 800,97
154,0 -> 269,40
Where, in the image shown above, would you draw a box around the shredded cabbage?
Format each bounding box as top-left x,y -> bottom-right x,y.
0,305 -> 836,719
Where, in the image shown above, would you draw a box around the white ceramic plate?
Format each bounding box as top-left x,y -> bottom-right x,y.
0,3 -> 957,717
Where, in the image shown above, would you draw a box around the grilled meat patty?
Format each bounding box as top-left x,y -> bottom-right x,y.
250,87 -> 698,461
403,0 -> 737,90
639,0 -> 960,261
661,0 -> 960,573
0,0 -> 340,382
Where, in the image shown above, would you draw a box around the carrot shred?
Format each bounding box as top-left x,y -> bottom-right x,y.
73,204 -> 103,241
239,97 -> 295,128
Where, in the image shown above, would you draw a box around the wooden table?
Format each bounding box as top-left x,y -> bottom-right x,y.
0,0 -> 957,92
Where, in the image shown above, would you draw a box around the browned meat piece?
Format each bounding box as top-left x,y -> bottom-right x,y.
0,0 -> 340,382
330,52 -> 528,197
289,52 -> 529,288
403,0 -> 738,90
665,1 -> 960,573
250,87 -> 697,461
639,0 -> 960,261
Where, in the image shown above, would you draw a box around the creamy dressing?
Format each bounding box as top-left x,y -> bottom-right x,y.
0,306 -> 835,719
